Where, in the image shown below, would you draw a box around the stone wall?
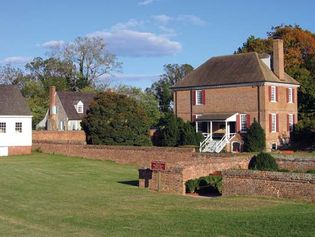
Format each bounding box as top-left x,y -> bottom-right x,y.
276,158 -> 315,172
222,169 -> 315,202
33,131 -> 86,144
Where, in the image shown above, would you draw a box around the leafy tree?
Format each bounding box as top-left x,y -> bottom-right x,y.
244,119 -> 266,152
50,36 -> 121,90
147,64 -> 193,112
81,91 -> 151,146
291,118 -> 315,150
114,85 -> 162,127
237,25 -> 315,120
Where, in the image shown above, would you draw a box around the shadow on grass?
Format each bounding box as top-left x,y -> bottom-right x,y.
118,180 -> 139,187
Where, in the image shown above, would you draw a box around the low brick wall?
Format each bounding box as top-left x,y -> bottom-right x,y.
222,170 -> 315,202
33,131 -> 86,144
33,142 -> 195,167
8,146 -> 32,155
276,158 -> 315,172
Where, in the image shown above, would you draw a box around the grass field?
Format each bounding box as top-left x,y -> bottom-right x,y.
0,153 -> 314,237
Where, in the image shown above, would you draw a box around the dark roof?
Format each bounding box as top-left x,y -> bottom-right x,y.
57,91 -> 95,120
0,85 -> 32,116
196,113 -> 234,121
173,52 -> 299,89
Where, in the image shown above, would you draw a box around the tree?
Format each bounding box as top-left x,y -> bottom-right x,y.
147,64 -> 193,112
237,25 -> 315,120
243,119 -> 266,152
50,36 -> 121,90
0,64 -> 24,87
114,85 -> 162,127
81,91 -> 152,146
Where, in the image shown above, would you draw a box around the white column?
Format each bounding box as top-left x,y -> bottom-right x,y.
225,121 -> 228,141
210,121 -> 213,140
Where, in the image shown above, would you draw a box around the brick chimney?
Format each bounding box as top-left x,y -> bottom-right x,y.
273,39 -> 285,81
47,86 -> 57,130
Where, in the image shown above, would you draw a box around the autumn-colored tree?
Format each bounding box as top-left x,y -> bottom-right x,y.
237,25 -> 315,119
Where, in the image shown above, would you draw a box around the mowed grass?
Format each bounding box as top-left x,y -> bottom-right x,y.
0,153 -> 314,237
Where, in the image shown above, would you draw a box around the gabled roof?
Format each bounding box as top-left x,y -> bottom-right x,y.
173,52 -> 299,89
57,91 -> 95,120
0,85 -> 32,116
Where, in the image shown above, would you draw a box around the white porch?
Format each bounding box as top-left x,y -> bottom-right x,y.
196,113 -> 238,153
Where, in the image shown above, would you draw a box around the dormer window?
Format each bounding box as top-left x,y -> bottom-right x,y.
76,101 -> 84,113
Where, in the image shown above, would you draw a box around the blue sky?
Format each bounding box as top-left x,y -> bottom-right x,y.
0,0 -> 314,89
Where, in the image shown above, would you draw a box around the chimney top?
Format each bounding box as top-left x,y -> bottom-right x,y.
272,39 -> 285,81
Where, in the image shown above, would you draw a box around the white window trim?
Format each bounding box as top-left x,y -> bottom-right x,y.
15,122 -> 22,133
0,122 -> 6,133
76,101 -> 84,114
270,86 -> 277,102
288,113 -> 294,132
271,113 -> 277,133
195,90 -> 202,105
288,88 -> 293,103
240,114 -> 247,133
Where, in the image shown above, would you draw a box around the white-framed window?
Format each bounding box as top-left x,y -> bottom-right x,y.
271,113 -> 277,133
240,114 -> 247,132
288,88 -> 293,103
76,101 -> 84,113
270,86 -> 276,102
15,122 -> 22,133
196,90 -> 202,105
288,114 -> 294,132
0,123 -> 6,133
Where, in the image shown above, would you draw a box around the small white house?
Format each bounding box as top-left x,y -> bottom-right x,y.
0,85 -> 32,156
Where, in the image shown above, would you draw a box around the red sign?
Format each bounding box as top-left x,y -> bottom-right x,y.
151,160 -> 166,171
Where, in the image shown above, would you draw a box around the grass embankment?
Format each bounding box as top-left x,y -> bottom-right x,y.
0,153 -> 314,237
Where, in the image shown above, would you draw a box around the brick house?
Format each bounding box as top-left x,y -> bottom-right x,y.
0,85 -> 32,156
37,86 -> 95,131
172,39 -> 299,152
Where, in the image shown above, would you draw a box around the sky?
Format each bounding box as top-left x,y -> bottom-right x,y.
0,0 -> 314,89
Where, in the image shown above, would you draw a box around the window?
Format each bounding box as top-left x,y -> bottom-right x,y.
0,123 -> 6,133
270,86 -> 276,102
15,122 -> 22,133
240,114 -> 247,132
288,88 -> 293,103
288,114 -> 294,132
76,101 -> 84,113
196,90 -> 202,105
271,114 -> 277,133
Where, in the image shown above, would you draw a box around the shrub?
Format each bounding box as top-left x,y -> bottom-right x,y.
248,152 -> 278,171
291,118 -> 315,150
185,179 -> 199,193
81,91 -> 152,146
306,169 -> 315,174
244,119 -> 266,152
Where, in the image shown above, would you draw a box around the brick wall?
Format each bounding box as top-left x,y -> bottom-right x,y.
33,131 -> 86,144
276,158 -> 315,171
222,169 -> 315,202
8,146 -> 32,155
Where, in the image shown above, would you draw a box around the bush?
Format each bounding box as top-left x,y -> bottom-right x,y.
244,119 -> 266,152
185,179 -> 199,193
153,113 -> 202,147
81,91 -> 152,146
248,152 -> 278,171
306,169 -> 315,174
291,118 -> 315,150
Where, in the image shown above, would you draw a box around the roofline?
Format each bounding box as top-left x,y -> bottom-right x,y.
0,115 -> 33,118
171,80 -> 300,91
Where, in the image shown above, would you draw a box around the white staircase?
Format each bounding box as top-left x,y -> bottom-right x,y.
199,134 -> 235,153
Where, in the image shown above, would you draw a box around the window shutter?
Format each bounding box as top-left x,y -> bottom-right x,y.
202,90 -> 206,105
192,114 -> 196,122
287,114 -> 290,131
293,114 -> 296,124
246,114 -> 251,129
236,114 -> 240,132
268,86 -> 272,101
292,88 -> 295,103
192,90 -> 196,105
276,114 -> 279,132
275,87 -> 278,102
286,88 -> 289,103
269,114 -> 272,132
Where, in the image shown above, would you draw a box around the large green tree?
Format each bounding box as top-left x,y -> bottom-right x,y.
237,25 -> 315,119
147,64 -> 193,113
81,91 -> 152,146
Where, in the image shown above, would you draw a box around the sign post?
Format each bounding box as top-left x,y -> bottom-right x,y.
151,160 -> 166,192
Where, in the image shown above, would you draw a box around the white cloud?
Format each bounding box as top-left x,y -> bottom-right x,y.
111,19 -> 143,31
138,0 -> 155,6
176,15 -> 206,26
152,15 -> 172,24
1,56 -> 32,65
41,40 -> 65,48
88,29 -> 182,57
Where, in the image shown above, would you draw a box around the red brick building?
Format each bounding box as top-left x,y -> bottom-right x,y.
172,39 -> 299,152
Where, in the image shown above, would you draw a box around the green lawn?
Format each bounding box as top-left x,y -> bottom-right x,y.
0,153 -> 314,237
